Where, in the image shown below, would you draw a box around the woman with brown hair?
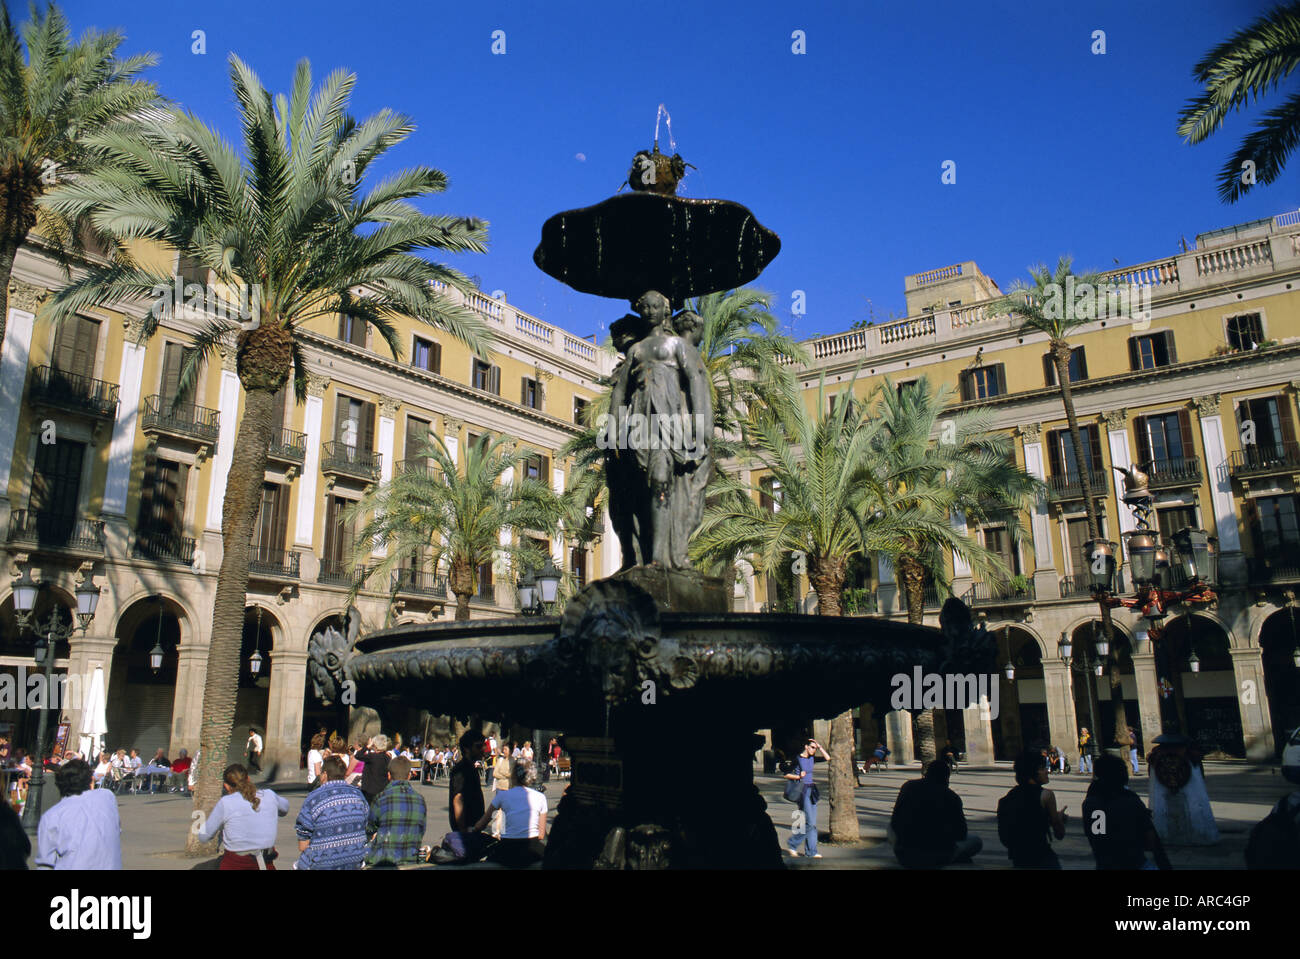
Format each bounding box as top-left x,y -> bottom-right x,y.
194,764 -> 289,870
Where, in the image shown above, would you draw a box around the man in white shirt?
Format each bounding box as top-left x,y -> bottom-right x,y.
36,758 -> 122,869
422,745 -> 438,783
246,728 -> 264,773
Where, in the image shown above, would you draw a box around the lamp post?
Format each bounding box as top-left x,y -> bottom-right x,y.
12,565 -> 99,834
1056,626 -> 1102,766
517,556 -> 562,616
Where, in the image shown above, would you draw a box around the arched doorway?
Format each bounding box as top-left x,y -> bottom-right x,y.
229,605 -> 276,769
0,587 -> 74,757
1156,613 -> 1243,757
1070,620 -> 1140,753
993,626 -> 1046,759
1258,609 -> 1299,759
107,597 -> 183,758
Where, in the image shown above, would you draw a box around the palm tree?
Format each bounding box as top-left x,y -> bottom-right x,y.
691,378 -> 958,842
869,377 -> 1041,762
0,3 -> 158,359
39,55 -> 493,847
560,287 -> 808,565
1178,1 -> 1300,203
347,432 -> 562,620
996,258 -> 1132,745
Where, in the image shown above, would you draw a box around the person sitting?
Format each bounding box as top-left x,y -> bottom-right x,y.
293,756 -> 370,870
939,740 -> 959,773
140,748 -> 171,794
997,749 -> 1068,868
890,760 -> 983,868
1082,754 -> 1170,870
366,756 -> 427,868
472,761 -> 546,867
92,752 -> 112,788
168,750 -> 193,793
867,742 -> 890,771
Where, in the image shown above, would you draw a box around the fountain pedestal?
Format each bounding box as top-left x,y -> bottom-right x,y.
611,565 -> 728,614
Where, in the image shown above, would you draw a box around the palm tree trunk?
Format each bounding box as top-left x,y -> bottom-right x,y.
896,553 -> 937,765
811,557 -> 858,843
1052,341 -> 1131,746
188,336 -> 286,853
450,559 -> 474,621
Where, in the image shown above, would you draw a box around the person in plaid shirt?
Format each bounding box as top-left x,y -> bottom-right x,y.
294,755 -> 370,870
366,755 -> 427,867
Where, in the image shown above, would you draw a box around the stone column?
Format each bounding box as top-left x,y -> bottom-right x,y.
877,556 -> 898,616
102,317 -> 147,518
205,349 -> 242,531
170,641 -> 210,758
0,282 -> 42,527
373,398 -> 398,558
59,635 -> 118,756
885,710 -> 913,766
1196,395 -> 1246,585
962,696 -> 996,767
1230,646 -> 1275,761
1130,645 -> 1164,758
950,510 -> 972,600
264,648 -> 308,771
1041,660 -> 1079,758
1020,424 -> 1059,600
294,373 -> 328,548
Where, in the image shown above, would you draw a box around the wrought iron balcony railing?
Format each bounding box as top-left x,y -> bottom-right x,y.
1045,468 -> 1110,502
133,529 -> 196,565
249,547 -> 301,579
394,458 -> 439,479
963,579 -> 1036,606
267,427 -> 307,464
1145,455 -> 1202,490
318,561 -> 366,587
28,365 -> 119,419
7,510 -> 105,553
320,441 -> 381,481
1248,557 -> 1300,584
392,568 -> 448,597
901,584 -> 943,612
1229,442 -> 1300,479
141,394 -> 220,444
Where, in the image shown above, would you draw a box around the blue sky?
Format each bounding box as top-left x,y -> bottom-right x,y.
49,0 -> 1291,342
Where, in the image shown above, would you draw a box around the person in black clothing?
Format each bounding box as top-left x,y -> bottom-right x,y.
997,748 -> 1068,868
939,740 -> 958,773
449,731 -> 486,833
355,734 -> 392,805
890,760 -> 982,868
0,796 -> 29,869
1083,753 -> 1171,870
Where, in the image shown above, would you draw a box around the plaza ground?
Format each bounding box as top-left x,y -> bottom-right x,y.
22,760 -> 1296,870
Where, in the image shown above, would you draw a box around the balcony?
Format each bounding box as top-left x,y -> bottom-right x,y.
1045,469 -> 1110,503
1145,456 -> 1202,490
394,458 -> 438,479
1229,442 -> 1300,481
1248,557 -> 1300,585
28,365 -> 119,419
392,568 -> 447,598
141,394 -> 220,447
963,579 -> 1035,607
133,529 -> 196,566
319,561 -> 366,587
320,441 -> 381,484
249,547 -> 301,580
267,428 -> 307,466
1060,569 -> 1129,599
901,584 -> 943,613
7,510 -> 105,555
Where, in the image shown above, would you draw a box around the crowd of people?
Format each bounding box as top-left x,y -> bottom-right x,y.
3,737 -> 198,814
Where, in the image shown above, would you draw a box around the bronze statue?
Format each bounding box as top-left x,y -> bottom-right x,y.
604,290 -> 712,570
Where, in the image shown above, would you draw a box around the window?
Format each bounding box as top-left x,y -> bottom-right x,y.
251,483 -> 289,561
571,547 -> 588,590
31,439 -> 86,521
477,562 -> 494,600
412,335 -> 441,374
983,526 -> 1021,576
1135,410 -> 1193,468
1042,347 -> 1088,387
1128,331 -> 1177,370
137,456 -> 189,538
573,396 -> 589,425
947,300 -> 962,308
1156,505 -> 1198,545
1226,313 -> 1264,352
270,383 -> 288,432
337,313 -> 367,348
53,315 -> 100,380
1047,425 -> 1104,477
334,396 -> 376,452
1066,517 -> 1091,575
160,342 -> 197,407
405,415 -> 432,466
895,379 -> 918,399
472,359 -> 500,394
176,253 -> 207,285
521,377 -> 542,410
959,364 -> 1006,401
1236,395 -> 1294,457
522,453 -> 551,484
322,494 -> 357,572
1252,494 -> 1300,553
759,476 -> 780,512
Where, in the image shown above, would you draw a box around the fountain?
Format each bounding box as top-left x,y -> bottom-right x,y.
319,141 -> 995,868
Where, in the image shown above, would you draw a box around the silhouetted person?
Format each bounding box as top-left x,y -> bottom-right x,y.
890,760 -> 982,868
1082,753 -> 1170,870
997,748 -> 1067,868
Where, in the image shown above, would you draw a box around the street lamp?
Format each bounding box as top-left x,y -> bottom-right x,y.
1188,650 -> 1201,674
11,564 -> 99,835
1172,527 -> 1212,588
1003,660 -> 1015,681
1084,539 -> 1118,593
1122,531 -> 1156,588
537,556 -> 561,607
149,597 -> 166,674
517,557 -> 561,616
248,605 -> 265,677
517,567 -> 537,614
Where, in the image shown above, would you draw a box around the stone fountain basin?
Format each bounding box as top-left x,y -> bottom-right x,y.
347,612 -> 982,734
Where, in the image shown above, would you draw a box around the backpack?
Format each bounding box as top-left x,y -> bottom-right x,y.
1245,793 -> 1300,869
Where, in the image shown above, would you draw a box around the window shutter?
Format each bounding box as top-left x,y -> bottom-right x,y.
1176,409 -> 1193,461
521,378 -> 530,406
161,343 -> 183,404
174,462 -> 190,535
1162,330 -> 1177,365
361,401 -> 376,452
136,453 -> 157,532
1073,347 -> 1088,381
272,483 -> 288,552
337,314 -> 348,341
334,395 -> 350,443
1133,416 -> 1151,469
542,455 -> 551,484
960,371 -> 973,403
1047,431 -> 1063,476
1127,337 -> 1140,371
993,364 -> 1007,396
489,365 -> 501,395
1043,354 -> 1056,387
1279,396 -> 1297,446
1086,425 -> 1103,472
431,341 -> 442,375
271,384 -> 287,431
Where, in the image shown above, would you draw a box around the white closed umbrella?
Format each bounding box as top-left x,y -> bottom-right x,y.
78,666 -> 107,760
